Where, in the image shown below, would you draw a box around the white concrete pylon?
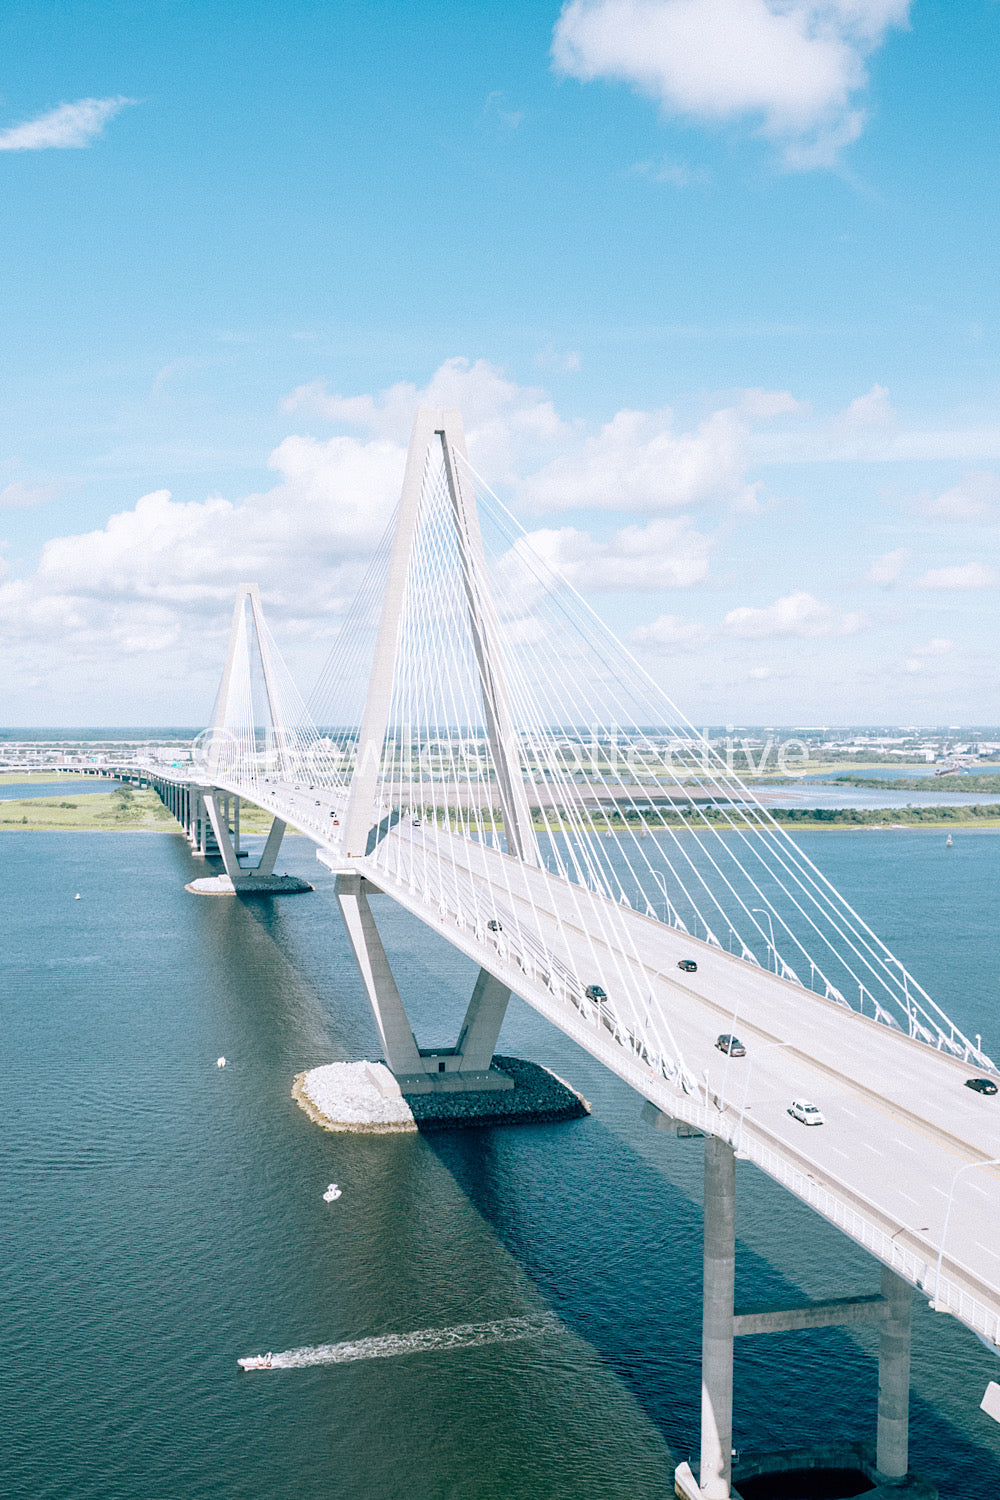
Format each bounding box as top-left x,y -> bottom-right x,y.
341,407 -> 537,864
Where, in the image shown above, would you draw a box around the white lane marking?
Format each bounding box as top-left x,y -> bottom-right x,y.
974,1242 -> 1000,1262
898,1191 -> 920,1206
238,1315 -> 558,1371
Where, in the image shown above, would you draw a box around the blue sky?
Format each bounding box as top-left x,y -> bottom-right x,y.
1,0 -> 998,725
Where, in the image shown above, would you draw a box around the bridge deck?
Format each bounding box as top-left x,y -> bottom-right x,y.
149,768 -> 1000,1344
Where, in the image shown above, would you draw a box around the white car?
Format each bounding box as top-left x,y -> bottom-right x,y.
789,1098 -> 825,1126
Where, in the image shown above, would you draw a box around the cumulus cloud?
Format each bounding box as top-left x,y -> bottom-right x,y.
524,516 -> 713,589
828,382 -> 898,457
864,546 -> 909,586
737,387 -> 806,419
282,357 -> 569,482
913,562 -> 999,590
0,358 -> 786,709
552,0 -> 909,168
519,405 -> 758,512
903,637 -> 953,674
0,434 -> 406,664
0,480 -> 57,508
721,589 -> 865,638
0,96 -> 134,151
914,469 -> 1000,522
629,612 -> 712,650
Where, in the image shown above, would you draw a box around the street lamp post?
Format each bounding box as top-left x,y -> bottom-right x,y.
752,907 -> 776,972
932,1157 -> 1000,1308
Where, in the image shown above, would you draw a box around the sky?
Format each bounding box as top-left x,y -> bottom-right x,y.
0,0 -> 998,727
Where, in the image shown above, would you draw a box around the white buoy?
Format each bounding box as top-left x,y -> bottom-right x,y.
216,1056 -> 227,1068
322,1183 -> 342,1202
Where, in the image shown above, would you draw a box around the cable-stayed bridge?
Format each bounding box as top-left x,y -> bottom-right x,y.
133,409 -> 996,1498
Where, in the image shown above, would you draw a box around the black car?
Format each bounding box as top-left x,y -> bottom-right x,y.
585,983 -> 608,1003
677,959 -> 698,973
487,919 -> 503,933
716,1034 -> 746,1057
965,1077 -> 998,1096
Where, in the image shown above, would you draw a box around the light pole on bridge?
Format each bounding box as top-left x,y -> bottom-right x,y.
931,1156 -> 1000,1311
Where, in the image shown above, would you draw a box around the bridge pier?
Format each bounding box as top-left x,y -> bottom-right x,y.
877,1266 -> 912,1482
335,874 -> 513,1092
700,1136 -> 736,1499
657,1117 -> 920,1500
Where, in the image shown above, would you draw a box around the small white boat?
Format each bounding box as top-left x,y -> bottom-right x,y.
238,1353 -> 273,1371
217,1056 -> 227,1068
74,893 -> 81,900
946,835 -> 954,847
322,1183 -> 342,1202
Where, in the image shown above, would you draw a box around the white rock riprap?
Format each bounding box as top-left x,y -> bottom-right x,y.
293,1062 -> 417,1133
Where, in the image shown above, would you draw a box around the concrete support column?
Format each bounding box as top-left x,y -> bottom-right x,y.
202,791 -> 242,881
455,967 -> 511,1071
876,1266 -> 912,1481
701,1135 -> 736,1500
232,795 -> 241,856
256,817 -> 286,877
336,874 -> 424,1075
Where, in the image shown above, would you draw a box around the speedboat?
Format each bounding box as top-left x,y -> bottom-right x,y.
946,834 -> 954,847
216,1056 -> 227,1068
322,1183 -> 342,1202
238,1353 -> 273,1370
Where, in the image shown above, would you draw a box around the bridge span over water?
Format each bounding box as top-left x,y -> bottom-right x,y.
124,410 -> 997,1498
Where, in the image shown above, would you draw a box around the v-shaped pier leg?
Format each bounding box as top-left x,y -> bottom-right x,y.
336,875 -> 424,1076
335,876 -> 514,1092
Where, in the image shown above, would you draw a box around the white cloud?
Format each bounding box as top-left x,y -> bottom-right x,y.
534,345 -> 583,373
722,589 -> 865,638
519,405 -> 758,512
552,0 -> 909,168
0,480 -> 56,508
737,386 -> 806,419
523,515 -> 713,589
0,435 -> 407,667
828,382 -> 898,457
914,469 -> 1000,522
630,612 -> 712,650
913,562 -> 999,590
903,637 -> 953,674
864,546 -> 909,586
0,96 -> 134,151
282,357 -> 569,482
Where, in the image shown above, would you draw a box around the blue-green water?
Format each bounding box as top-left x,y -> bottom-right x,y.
4,829 -> 1000,1499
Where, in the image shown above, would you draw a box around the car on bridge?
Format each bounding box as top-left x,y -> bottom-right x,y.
789,1098 -> 825,1126
585,983 -> 608,1003
966,1077 -> 998,1096
715,1034 -> 745,1057
677,959 -> 698,973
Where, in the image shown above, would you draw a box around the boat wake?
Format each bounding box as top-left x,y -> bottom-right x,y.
239,1314 -> 558,1371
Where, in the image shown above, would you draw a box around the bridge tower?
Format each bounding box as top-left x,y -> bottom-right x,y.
336,408 -> 529,1093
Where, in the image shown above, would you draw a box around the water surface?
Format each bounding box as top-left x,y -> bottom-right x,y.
4,828 -> 1000,1498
